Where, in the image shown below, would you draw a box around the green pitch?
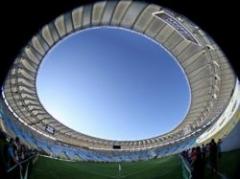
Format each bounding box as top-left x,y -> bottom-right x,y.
200,149 -> 240,179
29,155 -> 182,179
218,149 -> 240,179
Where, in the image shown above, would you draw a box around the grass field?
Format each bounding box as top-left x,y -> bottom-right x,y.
29,149 -> 240,179
202,149 -> 240,179
29,155 -> 182,179
218,149 -> 240,179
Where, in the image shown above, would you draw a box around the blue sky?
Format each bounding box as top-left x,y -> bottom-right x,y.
37,26 -> 190,140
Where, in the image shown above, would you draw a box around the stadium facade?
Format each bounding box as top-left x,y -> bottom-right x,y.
0,1 -> 239,161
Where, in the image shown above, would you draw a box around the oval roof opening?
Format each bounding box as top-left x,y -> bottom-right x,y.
37,26 -> 190,140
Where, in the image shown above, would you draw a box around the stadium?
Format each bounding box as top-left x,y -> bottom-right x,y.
0,1 -> 239,179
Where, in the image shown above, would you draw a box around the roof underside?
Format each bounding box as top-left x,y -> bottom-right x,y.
2,1 -> 236,150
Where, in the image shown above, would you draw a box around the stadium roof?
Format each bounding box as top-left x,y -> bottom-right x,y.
1,1 -> 237,150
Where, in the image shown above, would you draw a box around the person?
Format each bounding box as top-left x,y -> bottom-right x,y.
191,146 -> 204,179
209,139 -> 218,176
0,130 -> 8,177
15,137 -> 21,161
191,147 -> 197,163
201,144 -> 207,160
6,138 -> 18,169
217,139 -> 222,159
20,144 -> 26,161
206,143 -> 210,158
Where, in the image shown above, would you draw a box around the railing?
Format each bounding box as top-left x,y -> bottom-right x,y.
179,155 -> 192,179
6,154 -> 38,179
